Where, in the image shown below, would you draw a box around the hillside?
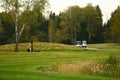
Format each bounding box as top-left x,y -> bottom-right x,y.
0,42 -> 82,51
0,42 -> 120,52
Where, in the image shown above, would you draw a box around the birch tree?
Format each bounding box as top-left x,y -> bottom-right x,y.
0,0 -> 48,52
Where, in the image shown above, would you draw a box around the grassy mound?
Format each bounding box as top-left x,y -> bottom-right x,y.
0,42 -> 81,51
0,42 -> 120,52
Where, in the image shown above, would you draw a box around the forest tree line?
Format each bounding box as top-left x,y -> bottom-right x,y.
0,2 -> 120,45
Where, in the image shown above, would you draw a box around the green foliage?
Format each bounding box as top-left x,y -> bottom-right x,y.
106,55 -> 119,65
111,7 -> 120,43
104,6 -> 120,43
0,2 -> 103,45
104,55 -> 120,78
48,15 -> 56,42
84,4 -> 103,43
64,6 -> 82,44
0,12 -> 15,44
0,19 -> 5,44
59,13 -> 71,43
0,0 -> 49,52
82,54 -> 120,78
56,4 -> 103,44
48,12 -> 62,43
0,1 -> 119,45
48,4 -> 103,44
103,23 -> 112,43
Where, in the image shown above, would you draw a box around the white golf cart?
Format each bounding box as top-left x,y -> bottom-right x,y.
82,40 -> 87,48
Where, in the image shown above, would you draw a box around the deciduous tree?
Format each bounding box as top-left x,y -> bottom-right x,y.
0,0 -> 48,51
111,7 -> 120,43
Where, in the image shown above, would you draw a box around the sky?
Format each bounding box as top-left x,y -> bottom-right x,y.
49,0 -> 120,23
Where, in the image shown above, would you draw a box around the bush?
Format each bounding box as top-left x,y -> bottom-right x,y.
86,55 -> 120,78
104,55 -> 120,78
106,55 -> 119,65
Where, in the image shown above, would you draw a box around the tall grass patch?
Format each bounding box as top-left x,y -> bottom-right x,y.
0,42 -> 82,51
83,55 -> 120,78
43,55 -> 120,78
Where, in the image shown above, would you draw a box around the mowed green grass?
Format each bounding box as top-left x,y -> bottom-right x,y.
0,43 -> 120,80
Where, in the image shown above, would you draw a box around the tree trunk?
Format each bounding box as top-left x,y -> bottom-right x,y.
31,39 -> 33,52
88,34 -> 91,43
74,29 -> 77,44
15,37 -> 19,52
15,8 -> 19,52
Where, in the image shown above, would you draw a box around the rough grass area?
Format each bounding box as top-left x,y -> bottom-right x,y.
0,42 -> 82,51
38,54 -> 120,78
0,42 -> 120,52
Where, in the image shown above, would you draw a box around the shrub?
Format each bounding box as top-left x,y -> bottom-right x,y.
106,55 -> 119,65
86,55 -> 120,78
104,55 -> 120,78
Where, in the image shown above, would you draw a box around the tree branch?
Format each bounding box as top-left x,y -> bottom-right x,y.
18,22 -> 25,39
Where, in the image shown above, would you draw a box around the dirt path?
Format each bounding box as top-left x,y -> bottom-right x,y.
86,47 -> 101,50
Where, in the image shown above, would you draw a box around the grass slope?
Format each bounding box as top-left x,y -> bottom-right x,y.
0,42 -> 82,51
0,43 -> 120,80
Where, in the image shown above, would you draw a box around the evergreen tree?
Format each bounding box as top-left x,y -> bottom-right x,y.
111,7 -> 120,43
